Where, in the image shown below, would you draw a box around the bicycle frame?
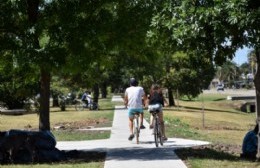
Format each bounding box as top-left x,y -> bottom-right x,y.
75,100 -> 99,111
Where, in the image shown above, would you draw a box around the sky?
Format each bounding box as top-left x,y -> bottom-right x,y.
232,47 -> 251,65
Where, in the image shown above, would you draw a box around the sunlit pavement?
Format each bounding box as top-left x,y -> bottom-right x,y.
57,95 -> 210,168
203,88 -> 255,96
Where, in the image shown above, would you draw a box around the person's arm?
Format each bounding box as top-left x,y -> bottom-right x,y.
124,92 -> 128,108
81,94 -> 86,100
159,89 -> 168,106
163,97 -> 169,107
143,94 -> 148,108
141,88 -> 148,108
145,94 -> 150,107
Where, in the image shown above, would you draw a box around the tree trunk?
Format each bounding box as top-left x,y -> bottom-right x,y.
101,82 -> 107,98
168,87 -> 175,106
165,61 -> 175,107
27,0 -> 51,131
39,68 -> 50,131
93,83 -> 99,103
254,49 -> 260,158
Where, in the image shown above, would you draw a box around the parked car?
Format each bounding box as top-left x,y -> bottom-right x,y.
234,81 -> 246,89
217,84 -> 224,91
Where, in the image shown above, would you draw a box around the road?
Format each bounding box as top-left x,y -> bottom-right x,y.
203,89 -> 256,96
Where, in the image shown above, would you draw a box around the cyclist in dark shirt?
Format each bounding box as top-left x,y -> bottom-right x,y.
147,84 -> 168,141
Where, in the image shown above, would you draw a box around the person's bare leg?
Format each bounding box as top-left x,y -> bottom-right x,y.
128,117 -> 135,140
140,113 -> 146,129
159,112 -> 167,138
150,114 -> 154,128
161,122 -> 166,137
129,118 -> 134,135
140,113 -> 144,126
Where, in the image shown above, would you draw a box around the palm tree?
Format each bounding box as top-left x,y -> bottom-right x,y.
248,50 -> 257,76
215,61 -> 239,88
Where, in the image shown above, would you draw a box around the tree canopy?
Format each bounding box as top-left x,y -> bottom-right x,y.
0,0 -> 160,130
149,0 -> 260,64
2,0 -> 260,133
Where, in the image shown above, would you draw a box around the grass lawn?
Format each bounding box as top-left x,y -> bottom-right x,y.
164,92 -> 258,168
0,162 -> 104,168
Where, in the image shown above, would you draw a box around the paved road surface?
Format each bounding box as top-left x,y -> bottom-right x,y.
203,89 -> 255,96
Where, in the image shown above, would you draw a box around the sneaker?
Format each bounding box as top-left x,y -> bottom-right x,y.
162,136 -> 168,141
140,125 -> 146,129
128,134 -> 134,141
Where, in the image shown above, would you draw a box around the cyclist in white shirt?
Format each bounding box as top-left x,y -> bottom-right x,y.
124,78 -> 147,141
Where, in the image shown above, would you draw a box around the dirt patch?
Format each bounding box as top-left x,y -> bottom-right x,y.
209,100 -> 245,111
24,118 -> 111,131
175,143 -> 243,167
53,118 -> 110,130
198,125 -> 245,131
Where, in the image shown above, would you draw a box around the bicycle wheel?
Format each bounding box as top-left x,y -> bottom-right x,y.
89,102 -> 99,110
154,117 -> 159,147
75,102 -> 84,111
134,117 -> 139,144
158,121 -> 164,146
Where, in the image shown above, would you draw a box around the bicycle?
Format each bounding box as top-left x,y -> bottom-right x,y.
133,112 -> 140,144
150,110 -> 163,147
75,100 -> 99,111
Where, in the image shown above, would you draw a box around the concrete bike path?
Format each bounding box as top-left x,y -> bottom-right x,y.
57,95 -> 210,168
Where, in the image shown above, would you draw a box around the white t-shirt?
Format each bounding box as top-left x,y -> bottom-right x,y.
86,94 -> 93,104
125,86 -> 145,109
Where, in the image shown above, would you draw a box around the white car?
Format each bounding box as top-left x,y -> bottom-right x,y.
217,84 -> 224,91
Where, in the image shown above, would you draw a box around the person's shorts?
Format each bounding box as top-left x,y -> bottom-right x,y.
128,108 -> 144,118
148,104 -> 162,112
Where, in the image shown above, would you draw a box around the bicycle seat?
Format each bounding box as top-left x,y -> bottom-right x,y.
150,110 -> 160,113
133,112 -> 140,116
